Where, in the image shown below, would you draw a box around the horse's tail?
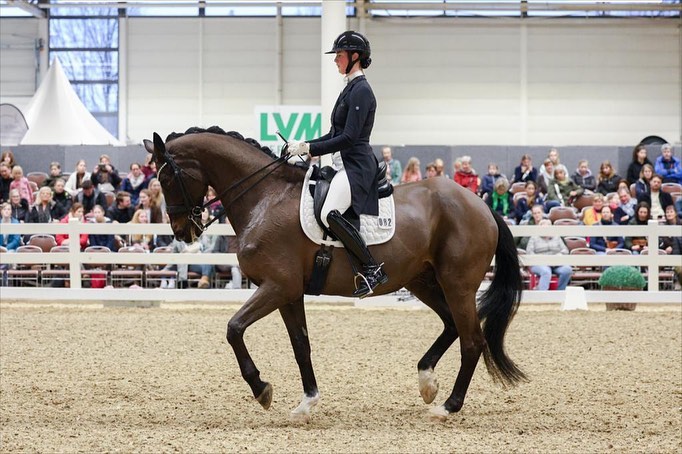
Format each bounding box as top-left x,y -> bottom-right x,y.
477,209 -> 527,387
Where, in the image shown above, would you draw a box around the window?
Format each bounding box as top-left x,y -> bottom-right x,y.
48,4 -> 119,137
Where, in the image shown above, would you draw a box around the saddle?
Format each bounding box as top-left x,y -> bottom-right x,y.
308,161 -> 394,237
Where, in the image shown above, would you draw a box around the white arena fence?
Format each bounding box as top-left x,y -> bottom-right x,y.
0,220 -> 680,306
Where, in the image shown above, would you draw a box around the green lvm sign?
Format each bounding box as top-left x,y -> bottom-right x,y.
256,106 -> 322,152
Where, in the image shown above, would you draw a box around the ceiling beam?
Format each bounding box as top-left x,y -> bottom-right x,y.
7,0 -> 46,18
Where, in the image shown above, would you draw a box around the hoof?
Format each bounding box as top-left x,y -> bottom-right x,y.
255,383 -> 273,410
418,368 -> 439,404
290,393 -> 320,424
290,410 -> 311,425
428,405 -> 450,422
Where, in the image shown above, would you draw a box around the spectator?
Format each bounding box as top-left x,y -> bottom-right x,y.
90,154 -> 121,193
526,219 -> 572,290
161,210 -> 217,288
537,158 -> 554,195
0,150 -> 15,168
637,174 -> 673,220
162,238 -> 214,289
512,154 -> 537,184
434,158 -> 449,178
128,208 -> 153,251
546,164 -> 583,208
52,178 -> 73,215
454,155 -> 478,194
55,203 -> 88,250
589,206 -> 624,253
64,159 -> 91,197
517,204 -> 546,250
606,193 -> 628,226
425,162 -> 437,179
0,202 -> 21,251
654,143 -> 682,184
634,163 -> 654,199
213,231 -> 243,289
137,189 -> 163,224
120,162 -> 148,206
582,193 -> 605,226
480,163 -> 505,199
401,157 -> 422,183
571,159 -> 596,192
141,154 -> 157,180
626,143 -> 652,185
26,186 -> 65,224
0,162 -> 12,203
75,180 -> 108,215
42,162 -> 65,189
8,189 -> 28,222
660,204 -> 682,253
616,179 -> 630,195
660,205 -> 682,289
596,160 -> 622,196
381,146 -> 402,184
548,147 -> 561,167
203,186 -> 224,221
107,191 -> 134,224
624,202 -> 651,254
147,178 -> 166,216
9,165 -> 34,205
514,180 -> 544,224
452,157 -> 462,176
486,177 -> 512,220
616,188 -> 637,225
88,204 -> 116,251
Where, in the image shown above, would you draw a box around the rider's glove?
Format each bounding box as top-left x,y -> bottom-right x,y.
287,140 -> 310,156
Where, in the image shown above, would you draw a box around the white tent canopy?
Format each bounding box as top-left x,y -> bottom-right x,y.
20,59 -> 121,145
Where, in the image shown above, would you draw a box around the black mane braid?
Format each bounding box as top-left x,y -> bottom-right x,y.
166,126 -> 277,159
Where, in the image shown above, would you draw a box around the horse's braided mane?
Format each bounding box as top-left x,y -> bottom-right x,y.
165,125 -> 306,183
166,126 -> 278,159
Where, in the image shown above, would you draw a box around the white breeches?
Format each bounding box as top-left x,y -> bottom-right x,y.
320,169 -> 352,228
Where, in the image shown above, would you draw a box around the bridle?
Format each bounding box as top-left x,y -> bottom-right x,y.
158,148 -> 291,232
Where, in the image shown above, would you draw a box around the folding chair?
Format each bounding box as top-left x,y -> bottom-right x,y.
110,246 -> 145,288
145,246 -> 178,288
6,245 -> 41,287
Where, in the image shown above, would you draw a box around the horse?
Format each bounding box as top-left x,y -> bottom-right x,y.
144,127 -> 526,422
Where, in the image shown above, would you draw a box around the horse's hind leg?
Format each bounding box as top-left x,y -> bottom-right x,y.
279,297 -> 320,423
431,290 -> 486,420
406,271 -> 458,404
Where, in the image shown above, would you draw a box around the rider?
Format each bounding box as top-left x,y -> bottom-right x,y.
286,30 -> 387,298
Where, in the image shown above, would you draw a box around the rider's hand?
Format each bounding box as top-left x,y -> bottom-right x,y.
287,141 -> 310,156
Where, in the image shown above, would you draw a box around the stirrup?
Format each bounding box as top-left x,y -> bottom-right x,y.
352,263 -> 388,299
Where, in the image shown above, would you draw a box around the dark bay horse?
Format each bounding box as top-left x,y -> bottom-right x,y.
144,128 -> 526,422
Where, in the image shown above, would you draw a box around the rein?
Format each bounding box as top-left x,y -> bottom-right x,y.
161,150 -> 292,232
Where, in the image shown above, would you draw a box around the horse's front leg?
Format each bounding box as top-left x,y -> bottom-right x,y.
279,297 -> 320,423
226,284 -> 290,410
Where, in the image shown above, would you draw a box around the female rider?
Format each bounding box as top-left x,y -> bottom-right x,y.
286,31 -> 386,298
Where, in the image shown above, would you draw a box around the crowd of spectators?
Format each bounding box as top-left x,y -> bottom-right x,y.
379,143 -> 682,289
0,151 -> 242,290
1,142 -> 680,290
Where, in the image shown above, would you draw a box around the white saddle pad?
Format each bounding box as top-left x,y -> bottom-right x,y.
300,165 -> 396,247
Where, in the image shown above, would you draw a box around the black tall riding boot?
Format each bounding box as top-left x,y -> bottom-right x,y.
326,210 -> 388,298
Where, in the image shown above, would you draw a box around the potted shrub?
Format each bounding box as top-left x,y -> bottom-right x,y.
598,265 -> 646,311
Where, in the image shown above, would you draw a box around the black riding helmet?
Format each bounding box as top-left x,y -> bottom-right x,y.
325,30 -> 372,74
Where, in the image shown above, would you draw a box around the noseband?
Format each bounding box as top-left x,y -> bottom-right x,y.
158,149 -> 291,232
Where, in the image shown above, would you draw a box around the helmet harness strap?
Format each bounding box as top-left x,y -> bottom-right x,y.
345,50 -> 360,75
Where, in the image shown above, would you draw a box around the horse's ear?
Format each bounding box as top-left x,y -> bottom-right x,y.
143,139 -> 154,154
153,132 -> 166,154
